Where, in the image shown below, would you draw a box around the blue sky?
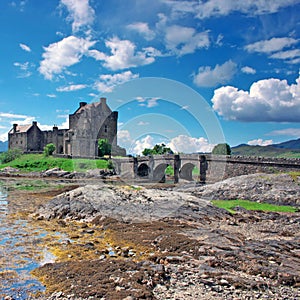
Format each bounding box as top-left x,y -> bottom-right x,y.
0,0 -> 300,154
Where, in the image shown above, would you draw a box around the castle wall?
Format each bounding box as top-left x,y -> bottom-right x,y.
8,132 -> 27,152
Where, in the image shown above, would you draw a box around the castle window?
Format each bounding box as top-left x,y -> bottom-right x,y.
104,125 -> 108,133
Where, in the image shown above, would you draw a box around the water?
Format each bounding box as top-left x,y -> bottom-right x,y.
0,187 -> 50,299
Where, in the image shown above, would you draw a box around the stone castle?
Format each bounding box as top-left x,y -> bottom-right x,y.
8,97 -> 126,157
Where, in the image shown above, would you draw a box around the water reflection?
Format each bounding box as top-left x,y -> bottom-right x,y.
0,186 -> 46,299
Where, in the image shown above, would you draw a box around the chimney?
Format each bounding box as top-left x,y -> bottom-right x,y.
13,124 -> 18,133
100,97 -> 107,106
32,121 -> 37,126
79,102 -> 87,108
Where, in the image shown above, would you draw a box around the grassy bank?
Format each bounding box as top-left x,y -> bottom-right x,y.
0,154 -> 110,173
212,199 -> 298,214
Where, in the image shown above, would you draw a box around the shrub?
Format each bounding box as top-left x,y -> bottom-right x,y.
98,139 -> 111,157
212,143 -> 231,155
43,143 -> 56,157
0,148 -> 22,164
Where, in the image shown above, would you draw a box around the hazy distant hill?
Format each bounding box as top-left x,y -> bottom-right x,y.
0,141 -> 8,152
232,139 -> 300,158
272,138 -> 300,150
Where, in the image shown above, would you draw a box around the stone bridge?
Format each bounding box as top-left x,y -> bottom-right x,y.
112,154 -> 300,183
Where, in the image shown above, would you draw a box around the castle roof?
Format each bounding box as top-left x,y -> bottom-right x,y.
8,124 -> 33,134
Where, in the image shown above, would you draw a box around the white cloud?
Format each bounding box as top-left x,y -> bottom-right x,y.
241,66 -> 256,74
212,75 -> 300,122
268,128 -> 300,137
164,0 -> 300,19
165,25 -> 209,55
94,71 -> 139,93
19,43 -> 31,52
14,61 -> 34,78
245,37 -> 298,54
136,97 -> 159,108
134,135 -> 155,155
60,0 -> 95,32
57,84 -> 87,92
127,22 -> 155,41
47,94 -> 57,98
39,35 -> 95,80
137,121 -> 149,126
270,49 -> 300,61
88,37 -> 157,71
168,135 -> 215,153
247,139 -> 273,146
193,60 -> 237,87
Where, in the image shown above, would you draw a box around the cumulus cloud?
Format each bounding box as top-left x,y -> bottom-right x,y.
245,37 -> 298,54
165,25 -> 209,55
247,139 -> 273,146
133,135 -> 155,155
127,22 -> 155,41
94,71 -> 139,93
19,43 -> 31,52
212,75 -> 300,122
88,37 -> 157,70
56,84 -> 87,92
164,0 -> 300,19
168,135 -> 215,153
60,0 -> 95,32
241,66 -> 256,74
39,36 -> 95,80
193,60 -> 237,87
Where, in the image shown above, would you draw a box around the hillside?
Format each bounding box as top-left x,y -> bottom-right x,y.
232,141 -> 300,158
0,141 -> 8,152
272,138 -> 300,149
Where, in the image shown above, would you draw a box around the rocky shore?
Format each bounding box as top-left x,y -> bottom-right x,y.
29,172 -> 300,300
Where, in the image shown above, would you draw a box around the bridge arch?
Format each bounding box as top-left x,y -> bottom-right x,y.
153,163 -> 169,182
137,163 -> 150,177
180,162 -> 196,181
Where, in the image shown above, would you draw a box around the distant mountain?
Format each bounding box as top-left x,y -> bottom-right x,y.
272,138 -> 300,150
0,141 -> 8,152
232,138 -> 300,158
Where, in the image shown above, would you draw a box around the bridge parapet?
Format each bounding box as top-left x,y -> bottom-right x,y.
112,154 -> 300,184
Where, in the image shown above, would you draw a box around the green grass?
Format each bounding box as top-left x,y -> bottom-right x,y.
0,154 -> 110,173
212,199 -> 298,214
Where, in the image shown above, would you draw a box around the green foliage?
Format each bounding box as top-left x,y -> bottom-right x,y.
212,199 -> 297,214
142,143 -> 174,156
165,165 -> 174,176
98,139 -> 112,157
43,143 -> 56,157
212,143 -> 231,155
107,160 -> 114,170
0,154 -> 110,172
0,148 -> 22,164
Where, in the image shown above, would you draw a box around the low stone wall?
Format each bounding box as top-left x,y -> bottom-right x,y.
206,155 -> 300,182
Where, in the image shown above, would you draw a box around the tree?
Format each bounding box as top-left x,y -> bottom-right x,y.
0,148 -> 22,164
142,143 -> 174,156
212,143 -> 231,155
43,143 -> 56,157
98,138 -> 112,157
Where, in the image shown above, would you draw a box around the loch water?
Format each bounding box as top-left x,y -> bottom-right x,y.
0,186 -> 48,299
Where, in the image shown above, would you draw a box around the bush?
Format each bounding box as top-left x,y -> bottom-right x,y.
212,143 -> 231,155
98,139 -> 111,157
107,160 -> 114,170
43,143 -> 56,157
0,148 -> 22,164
